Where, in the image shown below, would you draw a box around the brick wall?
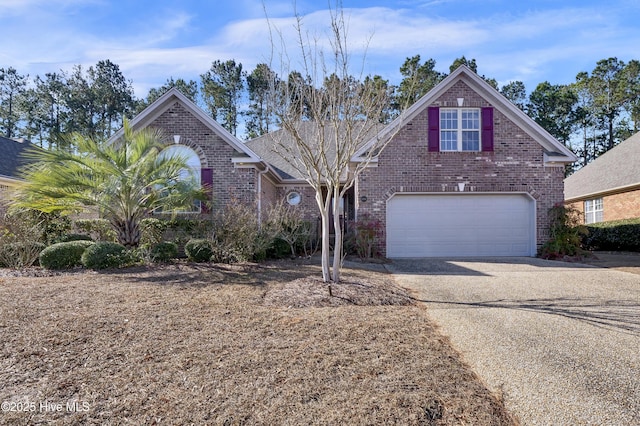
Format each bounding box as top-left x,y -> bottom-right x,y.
149,101 -> 257,211
568,188 -> 640,223
604,190 -> 640,221
358,80 -> 565,255
259,174 -> 278,218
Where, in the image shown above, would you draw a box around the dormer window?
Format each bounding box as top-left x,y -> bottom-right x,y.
428,106 -> 494,152
440,108 -> 480,151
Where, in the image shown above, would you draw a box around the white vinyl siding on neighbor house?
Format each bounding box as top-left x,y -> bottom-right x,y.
386,193 -> 535,257
584,198 -> 604,224
440,108 -> 480,151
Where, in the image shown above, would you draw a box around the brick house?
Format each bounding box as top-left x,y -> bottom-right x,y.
564,131 -> 640,224
127,65 -> 576,257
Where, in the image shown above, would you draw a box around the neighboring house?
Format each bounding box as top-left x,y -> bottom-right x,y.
564,132 -> 640,224
125,65 -> 577,258
0,136 -> 33,212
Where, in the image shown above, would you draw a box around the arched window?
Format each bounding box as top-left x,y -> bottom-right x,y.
158,144 -> 202,213
161,145 -> 201,184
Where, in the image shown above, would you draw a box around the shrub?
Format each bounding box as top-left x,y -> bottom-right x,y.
81,241 -> 130,270
583,218 -> 640,251
140,218 -> 169,247
39,240 -> 95,270
266,237 -> 294,259
55,233 -> 93,243
150,241 -> 178,263
210,245 -> 242,264
213,198 -> 281,262
266,201 -> 314,258
185,239 -> 213,262
538,204 -> 587,259
0,209 -> 61,268
0,242 -> 46,268
347,214 -> 383,259
74,218 -> 117,242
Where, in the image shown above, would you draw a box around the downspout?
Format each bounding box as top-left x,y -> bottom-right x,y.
257,166 -> 269,224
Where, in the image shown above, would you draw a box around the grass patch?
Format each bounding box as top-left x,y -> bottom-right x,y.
0,260 -> 516,425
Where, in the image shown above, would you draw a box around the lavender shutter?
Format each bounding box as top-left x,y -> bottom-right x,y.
200,168 -> 213,213
428,106 -> 440,152
481,107 -> 494,152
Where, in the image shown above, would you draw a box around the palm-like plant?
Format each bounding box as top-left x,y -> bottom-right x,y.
12,120 -> 203,248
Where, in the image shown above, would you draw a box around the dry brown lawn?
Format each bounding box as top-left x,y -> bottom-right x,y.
0,260 -> 516,425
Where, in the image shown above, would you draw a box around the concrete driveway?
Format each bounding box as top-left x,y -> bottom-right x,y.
387,257 -> 640,425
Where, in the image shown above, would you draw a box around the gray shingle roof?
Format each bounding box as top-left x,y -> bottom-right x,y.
564,132 -> 640,200
246,121 -> 378,181
0,136 -> 33,180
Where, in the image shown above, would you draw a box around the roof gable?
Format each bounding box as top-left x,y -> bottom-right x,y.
354,65 -> 578,164
109,88 -> 261,161
564,132 -> 640,200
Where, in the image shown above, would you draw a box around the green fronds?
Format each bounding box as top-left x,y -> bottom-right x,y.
12,119 -> 204,247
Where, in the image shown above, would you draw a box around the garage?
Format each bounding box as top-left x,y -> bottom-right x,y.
386,193 -> 535,257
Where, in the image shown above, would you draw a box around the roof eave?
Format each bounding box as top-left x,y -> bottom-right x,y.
565,182 -> 640,203
544,152 -> 577,166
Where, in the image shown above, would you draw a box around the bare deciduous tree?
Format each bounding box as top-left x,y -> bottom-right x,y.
265,2 -> 414,283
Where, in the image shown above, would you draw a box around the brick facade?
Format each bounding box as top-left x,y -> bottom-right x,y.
568,188 -> 640,223
357,80 -> 566,256
133,79 -> 570,257
149,101 -> 258,210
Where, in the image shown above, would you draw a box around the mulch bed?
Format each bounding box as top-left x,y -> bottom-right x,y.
0,260 -> 516,425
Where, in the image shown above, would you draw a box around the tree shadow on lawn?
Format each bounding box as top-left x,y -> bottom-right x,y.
414,296 -> 640,335
90,260 -> 324,288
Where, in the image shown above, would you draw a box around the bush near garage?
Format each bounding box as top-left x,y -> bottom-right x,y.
39,240 -> 95,270
582,218 -> 640,251
538,203 -> 587,259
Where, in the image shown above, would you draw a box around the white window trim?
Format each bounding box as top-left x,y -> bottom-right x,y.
584,198 -> 603,224
440,108 -> 481,152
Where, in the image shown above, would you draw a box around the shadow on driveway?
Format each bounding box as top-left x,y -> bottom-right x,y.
410,296 -> 640,336
387,256 -> 594,276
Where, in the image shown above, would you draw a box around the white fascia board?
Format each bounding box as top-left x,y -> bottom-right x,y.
544,152 -> 577,165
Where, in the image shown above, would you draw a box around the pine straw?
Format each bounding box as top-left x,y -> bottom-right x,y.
0,260 -> 516,425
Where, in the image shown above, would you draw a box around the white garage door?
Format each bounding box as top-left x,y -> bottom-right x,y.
386,194 -> 535,257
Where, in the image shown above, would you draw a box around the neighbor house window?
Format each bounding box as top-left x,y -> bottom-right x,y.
157,145 -> 202,213
584,198 -> 603,224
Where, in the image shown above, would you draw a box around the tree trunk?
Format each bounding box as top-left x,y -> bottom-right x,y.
113,216 -> 141,248
331,186 -> 343,283
608,116 -> 614,151
316,191 -> 331,282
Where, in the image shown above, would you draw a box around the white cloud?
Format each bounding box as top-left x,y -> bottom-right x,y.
1,0 -> 638,100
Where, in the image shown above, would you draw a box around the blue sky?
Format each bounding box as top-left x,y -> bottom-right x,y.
2,0 -> 639,99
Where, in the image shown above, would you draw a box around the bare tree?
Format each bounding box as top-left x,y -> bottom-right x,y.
265,2 -> 413,283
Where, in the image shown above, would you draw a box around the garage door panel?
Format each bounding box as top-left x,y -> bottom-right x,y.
386,194 -> 534,257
